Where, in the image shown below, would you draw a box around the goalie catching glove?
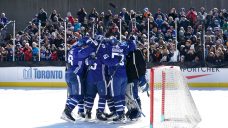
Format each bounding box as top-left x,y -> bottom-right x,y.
139,82 -> 149,93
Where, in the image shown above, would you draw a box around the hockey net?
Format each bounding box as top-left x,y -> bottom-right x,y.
150,66 -> 201,128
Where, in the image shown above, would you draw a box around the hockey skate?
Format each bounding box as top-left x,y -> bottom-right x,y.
96,109 -> 107,121
77,111 -> 86,118
104,111 -> 115,119
61,106 -> 75,123
85,109 -> 92,119
112,113 -> 125,122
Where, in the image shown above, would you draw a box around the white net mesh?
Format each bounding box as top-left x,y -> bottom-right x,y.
151,66 -> 201,128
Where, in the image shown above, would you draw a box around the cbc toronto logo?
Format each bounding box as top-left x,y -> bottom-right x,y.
23,68 -> 63,79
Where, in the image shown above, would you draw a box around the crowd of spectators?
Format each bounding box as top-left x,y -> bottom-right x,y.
0,7 -> 228,65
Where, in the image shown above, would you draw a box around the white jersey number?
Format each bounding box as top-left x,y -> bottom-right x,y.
112,53 -> 124,66
68,54 -> 73,66
90,63 -> 97,70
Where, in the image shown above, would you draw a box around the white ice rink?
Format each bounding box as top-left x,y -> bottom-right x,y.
0,87 -> 228,128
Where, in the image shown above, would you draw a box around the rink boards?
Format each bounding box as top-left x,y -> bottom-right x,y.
0,67 -> 67,87
0,67 -> 227,87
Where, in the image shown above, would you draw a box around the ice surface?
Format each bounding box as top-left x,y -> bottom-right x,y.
0,87 -> 228,128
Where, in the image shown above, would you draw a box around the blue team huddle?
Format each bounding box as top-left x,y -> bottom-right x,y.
61,35 -> 149,123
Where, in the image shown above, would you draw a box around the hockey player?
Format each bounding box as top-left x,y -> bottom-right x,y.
85,36 -> 125,121
84,35 -> 109,121
125,41 -> 149,120
104,37 -> 136,121
61,37 -> 97,122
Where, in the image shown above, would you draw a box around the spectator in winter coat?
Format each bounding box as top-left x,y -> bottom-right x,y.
67,12 -> 75,25
154,8 -> 166,20
143,8 -> 151,18
51,50 -> 58,61
15,43 -> 24,61
119,8 -> 130,24
179,16 -> 190,30
0,13 -> 8,27
155,15 -> 164,28
73,18 -> 81,32
88,8 -> 99,21
5,43 -> 13,61
37,8 -> 48,27
49,10 -> 58,22
77,8 -> 87,23
168,8 -> 178,20
32,42 -> 39,61
0,46 -> 7,62
23,43 -> 32,61
186,8 -> 197,25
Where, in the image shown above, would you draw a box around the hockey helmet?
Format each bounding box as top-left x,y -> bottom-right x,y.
95,35 -> 104,43
76,39 -> 86,47
110,37 -> 120,45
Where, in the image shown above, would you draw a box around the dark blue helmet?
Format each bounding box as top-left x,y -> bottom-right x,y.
76,39 -> 86,47
95,35 -> 104,43
110,37 -> 119,45
76,36 -> 93,47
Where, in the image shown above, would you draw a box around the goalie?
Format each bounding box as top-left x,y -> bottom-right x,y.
125,42 -> 149,120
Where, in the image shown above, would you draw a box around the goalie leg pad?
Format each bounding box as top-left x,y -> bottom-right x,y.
125,82 -> 144,119
125,83 -> 137,110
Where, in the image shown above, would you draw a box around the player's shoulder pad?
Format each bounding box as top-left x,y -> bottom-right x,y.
69,49 -> 73,55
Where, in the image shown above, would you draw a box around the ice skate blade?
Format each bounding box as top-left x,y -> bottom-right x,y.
108,120 -> 126,124
61,115 -> 75,123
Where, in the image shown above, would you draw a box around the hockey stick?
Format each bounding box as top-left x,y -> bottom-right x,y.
147,90 -> 150,97
106,38 -> 133,87
88,38 -> 104,65
107,65 -> 120,87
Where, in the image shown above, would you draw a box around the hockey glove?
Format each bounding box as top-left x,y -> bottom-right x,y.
85,58 -> 96,66
139,83 -> 149,93
89,40 -> 98,48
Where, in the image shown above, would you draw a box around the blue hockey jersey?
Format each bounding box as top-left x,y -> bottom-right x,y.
85,39 -> 114,81
102,40 -> 136,78
66,43 -> 95,76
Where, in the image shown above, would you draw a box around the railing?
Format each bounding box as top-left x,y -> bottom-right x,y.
0,20 -> 15,43
0,20 -> 16,61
